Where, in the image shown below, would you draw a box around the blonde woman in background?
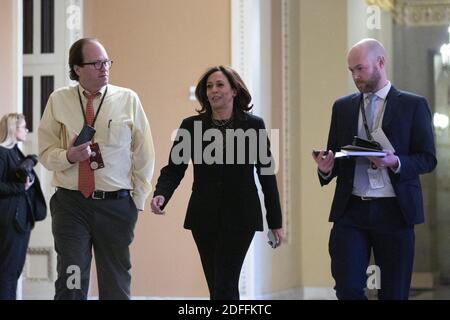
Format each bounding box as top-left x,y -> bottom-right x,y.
0,113 -> 46,299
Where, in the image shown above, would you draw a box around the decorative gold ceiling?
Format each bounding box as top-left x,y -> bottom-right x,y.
366,0 -> 450,26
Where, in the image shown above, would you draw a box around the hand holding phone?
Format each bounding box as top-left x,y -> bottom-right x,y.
312,150 -> 329,158
268,231 -> 278,249
74,124 -> 96,146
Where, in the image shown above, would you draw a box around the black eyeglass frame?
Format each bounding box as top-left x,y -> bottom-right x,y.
78,59 -> 114,70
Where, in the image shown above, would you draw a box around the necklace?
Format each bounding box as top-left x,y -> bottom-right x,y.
211,115 -> 234,151
211,116 -> 233,127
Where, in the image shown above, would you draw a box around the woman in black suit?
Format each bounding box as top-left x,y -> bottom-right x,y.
151,66 -> 284,300
0,113 -> 47,299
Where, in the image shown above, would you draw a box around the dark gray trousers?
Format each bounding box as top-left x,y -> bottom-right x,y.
50,188 -> 138,300
0,225 -> 30,300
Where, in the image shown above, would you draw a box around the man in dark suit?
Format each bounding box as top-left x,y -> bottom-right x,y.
313,38 -> 437,300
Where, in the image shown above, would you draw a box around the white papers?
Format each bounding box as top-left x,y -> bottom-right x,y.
335,150 -> 387,158
371,128 -> 395,152
340,145 -> 383,152
336,129 -> 393,158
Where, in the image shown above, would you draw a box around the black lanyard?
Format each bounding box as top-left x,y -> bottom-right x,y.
77,85 -> 108,127
359,95 -> 387,141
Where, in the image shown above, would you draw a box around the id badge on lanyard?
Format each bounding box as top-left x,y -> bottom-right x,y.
77,86 -> 108,171
367,167 -> 384,189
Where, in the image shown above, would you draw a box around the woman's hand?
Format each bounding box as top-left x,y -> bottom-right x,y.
24,176 -> 34,191
269,228 -> 284,249
151,195 -> 166,215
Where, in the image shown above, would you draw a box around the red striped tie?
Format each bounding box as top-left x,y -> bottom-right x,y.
78,91 -> 99,198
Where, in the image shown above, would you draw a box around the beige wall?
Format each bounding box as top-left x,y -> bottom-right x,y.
84,0 -> 230,297
266,0 -> 302,294
297,0 -> 348,287
258,0 -> 349,293
0,0 -> 18,115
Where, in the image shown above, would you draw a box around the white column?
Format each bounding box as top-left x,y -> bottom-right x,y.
20,0 -> 84,300
346,0 -> 394,89
231,0 -> 272,299
347,0 -> 370,93
65,0 -> 83,86
16,0 -> 23,300
16,0 -> 23,113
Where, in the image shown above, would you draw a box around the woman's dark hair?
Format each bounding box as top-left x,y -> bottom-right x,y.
68,38 -> 98,81
195,66 -> 253,117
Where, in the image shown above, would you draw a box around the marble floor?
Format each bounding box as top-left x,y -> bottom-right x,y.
355,286 -> 450,300
364,286 -> 450,300
410,287 -> 450,300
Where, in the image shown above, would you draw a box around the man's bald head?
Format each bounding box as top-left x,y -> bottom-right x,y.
347,38 -> 388,93
349,38 -> 386,63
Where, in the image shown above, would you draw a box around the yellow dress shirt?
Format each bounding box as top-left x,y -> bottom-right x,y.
38,84 -> 155,210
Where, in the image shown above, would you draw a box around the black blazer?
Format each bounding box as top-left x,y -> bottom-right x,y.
0,145 -> 47,230
154,113 -> 282,232
319,86 -> 437,225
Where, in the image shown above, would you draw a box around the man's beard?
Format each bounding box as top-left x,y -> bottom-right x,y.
357,68 -> 381,93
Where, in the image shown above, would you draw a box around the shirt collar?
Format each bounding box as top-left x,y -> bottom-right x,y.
363,81 -> 391,101
78,84 -> 107,99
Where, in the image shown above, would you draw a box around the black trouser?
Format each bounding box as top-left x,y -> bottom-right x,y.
50,188 -> 138,300
0,224 -> 30,300
192,229 -> 255,300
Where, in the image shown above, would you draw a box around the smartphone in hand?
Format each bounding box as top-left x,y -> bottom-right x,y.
268,231 -> 278,249
74,124 -> 96,146
312,150 -> 329,158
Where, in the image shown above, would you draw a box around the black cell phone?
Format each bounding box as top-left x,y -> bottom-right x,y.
74,124 -> 96,146
313,150 -> 329,157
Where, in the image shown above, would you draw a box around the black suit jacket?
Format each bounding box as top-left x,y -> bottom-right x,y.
154,113 -> 282,231
0,146 -> 47,230
319,86 -> 437,225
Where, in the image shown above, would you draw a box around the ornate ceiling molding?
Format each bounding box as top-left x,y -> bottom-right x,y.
281,0 -> 291,242
366,0 -> 450,26
366,0 -> 396,12
393,0 -> 450,26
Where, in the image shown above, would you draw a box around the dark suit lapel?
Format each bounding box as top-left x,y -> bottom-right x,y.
234,112 -> 249,130
8,146 -> 21,166
196,113 -> 211,131
17,148 -> 26,161
350,93 -> 362,137
382,86 -> 400,130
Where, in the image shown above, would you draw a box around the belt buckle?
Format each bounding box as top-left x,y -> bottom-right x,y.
361,196 -> 374,201
92,191 -> 105,200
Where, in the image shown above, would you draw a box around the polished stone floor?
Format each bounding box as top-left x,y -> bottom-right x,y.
362,286 -> 450,300
410,287 -> 450,300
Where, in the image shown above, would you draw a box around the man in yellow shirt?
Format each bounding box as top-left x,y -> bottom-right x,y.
38,38 -> 155,300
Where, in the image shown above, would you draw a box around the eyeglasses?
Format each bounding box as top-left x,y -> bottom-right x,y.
79,60 -> 113,70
